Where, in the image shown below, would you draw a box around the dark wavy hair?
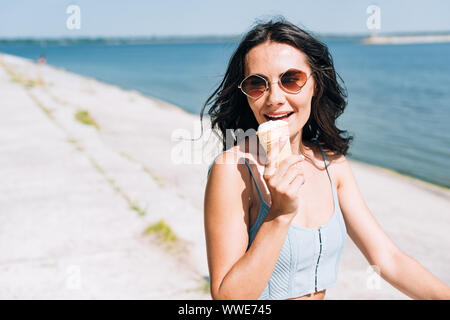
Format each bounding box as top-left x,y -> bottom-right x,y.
199,17 -> 353,156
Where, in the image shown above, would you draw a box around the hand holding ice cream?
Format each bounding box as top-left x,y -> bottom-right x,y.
257,120 -> 305,217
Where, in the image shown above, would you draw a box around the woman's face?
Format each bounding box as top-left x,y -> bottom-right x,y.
244,41 -> 315,138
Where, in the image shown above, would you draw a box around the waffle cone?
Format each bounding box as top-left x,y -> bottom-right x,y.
256,120 -> 292,170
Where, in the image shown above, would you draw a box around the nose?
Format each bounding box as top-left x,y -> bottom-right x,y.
266,80 -> 286,106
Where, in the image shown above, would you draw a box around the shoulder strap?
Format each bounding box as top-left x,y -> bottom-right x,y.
316,141 -> 336,188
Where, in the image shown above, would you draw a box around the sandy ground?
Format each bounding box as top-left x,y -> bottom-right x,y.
0,53 -> 448,300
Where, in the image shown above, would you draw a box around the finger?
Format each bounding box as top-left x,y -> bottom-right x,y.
278,163 -> 303,190
275,154 -> 305,180
288,173 -> 305,193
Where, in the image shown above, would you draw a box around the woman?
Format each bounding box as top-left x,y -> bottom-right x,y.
201,18 -> 450,300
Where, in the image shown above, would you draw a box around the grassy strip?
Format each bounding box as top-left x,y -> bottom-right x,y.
179,277 -> 211,295
75,109 -> 100,130
0,61 -> 44,88
85,153 -> 148,216
144,219 -> 178,244
119,151 -> 165,188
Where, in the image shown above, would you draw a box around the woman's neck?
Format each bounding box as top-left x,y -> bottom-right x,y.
290,132 -> 308,156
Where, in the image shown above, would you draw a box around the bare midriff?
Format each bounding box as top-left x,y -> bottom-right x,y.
287,289 -> 326,300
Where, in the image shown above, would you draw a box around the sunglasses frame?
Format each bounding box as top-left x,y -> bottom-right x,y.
238,68 -> 314,99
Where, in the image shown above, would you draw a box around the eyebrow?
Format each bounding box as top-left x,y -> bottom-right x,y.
249,68 -> 305,78
250,72 -> 283,78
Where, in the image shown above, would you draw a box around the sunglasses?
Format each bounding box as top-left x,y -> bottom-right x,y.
238,68 -> 313,99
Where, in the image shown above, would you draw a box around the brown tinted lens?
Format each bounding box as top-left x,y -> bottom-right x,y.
242,75 -> 266,98
280,70 -> 307,92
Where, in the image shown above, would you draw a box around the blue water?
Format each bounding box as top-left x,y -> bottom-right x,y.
1,40 -> 449,188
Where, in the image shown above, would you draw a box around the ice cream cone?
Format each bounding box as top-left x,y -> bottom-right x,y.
256,120 -> 292,171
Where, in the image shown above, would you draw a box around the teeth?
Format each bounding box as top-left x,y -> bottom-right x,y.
268,113 -> 290,119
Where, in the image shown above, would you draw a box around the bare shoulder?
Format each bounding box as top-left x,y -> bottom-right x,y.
206,143 -> 253,212
327,153 -> 354,192
210,137 -> 255,169
209,144 -> 250,177
310,143 -> 349,189
326,152 -> 349,190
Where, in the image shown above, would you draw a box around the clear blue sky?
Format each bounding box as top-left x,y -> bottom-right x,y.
1,0 -> 450,38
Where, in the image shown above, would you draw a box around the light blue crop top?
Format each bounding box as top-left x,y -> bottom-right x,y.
207,140 -> 347,300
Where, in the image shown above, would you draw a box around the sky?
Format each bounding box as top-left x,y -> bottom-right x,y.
1,0 -> 450,38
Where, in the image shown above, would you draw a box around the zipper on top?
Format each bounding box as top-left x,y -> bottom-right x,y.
314,227 -> 322,292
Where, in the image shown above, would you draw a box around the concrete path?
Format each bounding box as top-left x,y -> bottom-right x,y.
0,54 -> 210,299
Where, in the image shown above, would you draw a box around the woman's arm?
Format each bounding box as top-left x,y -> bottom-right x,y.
204,152 -> 291,300
384,250 -> 450,299
335,156 -> 450,300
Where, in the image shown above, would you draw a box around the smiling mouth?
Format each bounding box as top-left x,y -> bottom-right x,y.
264,112 -> 294,121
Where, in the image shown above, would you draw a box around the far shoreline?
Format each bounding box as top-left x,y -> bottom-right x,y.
362,34 -> 450,45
